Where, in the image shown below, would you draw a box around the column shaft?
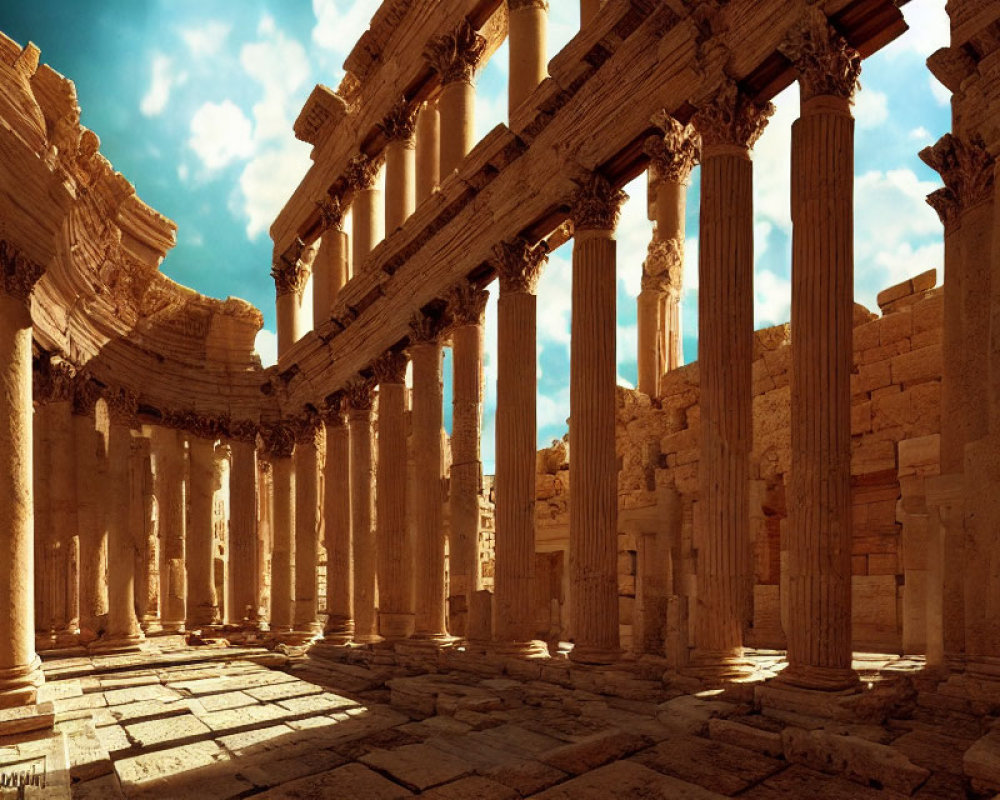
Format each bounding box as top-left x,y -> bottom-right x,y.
133,436 -> 160,634
75,403 -> 107,640
439,81 -> 474,177
230,440 -> 259,626
349,405 -> 378,642
187,438 -> 220,629
385,139 -> 416,232
636,290 -> 661,396
416,101 -> 440,202
351,188 -> 383,274
33,406 -> 54,644
323,414 -> 354,642
153,428 -> 186,632
508,1 -> 548,115
271,455 -> 295,633
276,291 -> 307,358
293,436 -> 322,638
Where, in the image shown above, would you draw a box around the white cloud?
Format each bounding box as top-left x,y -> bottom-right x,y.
752,85 -> 798,231
240,29 -> 311,142
177,164 -> 189,183
255,328 -> 278,367
238,145 -> 313,239
616,174 -> 653,299
617,323 -> 638,375
474,82 -> 508,144
755,268 -> 791,328
312,0 -> 382,58
140,53 -> 184,117
895,0 -> 950,58
929,75 -> 950,106
180,21 -> 232,57
189,100 -> 255,170
909,126 -> 932,142
535,251 -> 573,351
855,88 -> 889,129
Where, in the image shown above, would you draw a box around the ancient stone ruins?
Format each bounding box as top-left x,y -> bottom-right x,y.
0,0 -> 998,797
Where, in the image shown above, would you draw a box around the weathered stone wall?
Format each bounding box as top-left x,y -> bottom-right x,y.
536,270 -> 943,658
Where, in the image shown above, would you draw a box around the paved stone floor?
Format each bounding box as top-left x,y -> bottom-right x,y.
0,640 -> 992,798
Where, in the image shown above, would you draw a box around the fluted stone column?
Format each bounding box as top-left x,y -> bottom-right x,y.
292,420 -> 323,642
0,248 -> 45,707
230,435 -> 259,627
33,401 -> 56,649
320,401 -> 354,645
381,101 -> 418,233
425,19 -> 486,176
508,0 -> 548,115
778,10 -> 861,691
73,379 -> 107,642
447,284 -> 489,640
133,434 -> 161,635
409,315 -> 450,642
567,173 -> 627,664
272,241 -> 312,358
492,241 -> 549,656
346,381 -> 379,643
416,101 -> 440,202
152,426 -> 186,633
347,155 -> 384,275
187,434 -> 223,630
258,460 -> 274,626
264,424 -> 296,635
94,389 -> 144,652
314,196 -> 349,321
639,116 -> 698,395
374,353 -> 413,640
687,84 -> 772,678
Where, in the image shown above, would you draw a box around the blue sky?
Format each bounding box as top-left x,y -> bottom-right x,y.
2,1 -> 950,472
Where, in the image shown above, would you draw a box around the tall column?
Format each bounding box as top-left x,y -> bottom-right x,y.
73,378 -> 106,642
688,83 -> 772,677
492,241 -> 549,655
320,400 -> 354,645
374,352 -> 413,640
346,381 -> 379,642
346,155 -> 384,275
425,18 -> 486,176
381,101 -> 418,233
94,388 -> 144,652
416,101 -> 440,203
292,418 -> 323,642
0,246 -> 45,707
152,426 -> 187,633
778,10 -> 861,690
258,460 -> 274,626
315,196 -> 349,318
33,400 -> 55,648
187,433 -> 223,630
639,115 -> 698,395
447,283 -> 489,639
272,240 -> 313,358
229,434 -> 260,627
133,434 -> 160,635
263,424 -> 296,635
508,0 -> 548,115
568,173 -> 627,664
409,315 -> 450,642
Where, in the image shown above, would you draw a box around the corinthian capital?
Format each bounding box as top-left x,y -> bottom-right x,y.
692,79 -> 773,149
260,422 -> 296,459
570,173 -> 628,231
646,112 -> 700,185
72,374 -> 103,417
919,133 -> 995,214
34,357 -> 77,405
321,394 -> 348,427
779,7 -> 861,102
492,238 -> 548,295
271,238 -> 312,297
345,153 -> 383,191
424,18 -> 487,85
344,379 -> 375,412
318,194 -> 346,232
448,281 -> 489,326
105,386 -> 138,426
378,99 -> 418,143
372,351 -> 409,384
0,240 -> 44,303
409,311 -> 446,344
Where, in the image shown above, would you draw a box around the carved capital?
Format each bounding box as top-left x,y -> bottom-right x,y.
345,153 -> 383,191
492,238 -> 548,294
0,240 -> 44,302
34,357 -> 77,405
260,422 -> 296,459
228,418 -> 259,444
105,386 -> 138,426
646,112 -> 700,184
919,133 -> 995,213
318,194 -> 346,231
372,351 -> 409,384
925,188 -> 959,227
509,0 -> 549,9
72,375 -> 103,417
779,7 -> 861,102
291,412 -> 324,446
378,99 -> 418,143
271,239 -> 311,297
424,18 -> 487,84
344,379 -> 375,412
641,238 -> 684,298
409,312 -> 446,344
322,394 -> 349,427
163,409 -> 227,441
692,79 -> 773,149
570,173 -> 628,231
448,281 -> 489,326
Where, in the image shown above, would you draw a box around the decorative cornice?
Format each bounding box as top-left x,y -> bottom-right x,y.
641,238 -> 684,298
345,153 -> 383,191
691,79 -> 773,149
409,311 -> 445,344
569,172 -> 628,231
318,194 -> 346,232
260,422 -> 296,459
104,386 -> 138,426
424,18 -> 487,85
448,281 -> 489,327
0,240 -> 44,303
509,0 -> 549,9
779,7 -> 861,102
919,133 -> 995,215
646,112 -> 700,185
344,379 -> 375,412
372,351 -> 409,384
378,98 -> 419,143
492,238 -> 548,295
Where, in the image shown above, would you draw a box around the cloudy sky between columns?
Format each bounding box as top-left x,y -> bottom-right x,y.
2,0 -> 950,472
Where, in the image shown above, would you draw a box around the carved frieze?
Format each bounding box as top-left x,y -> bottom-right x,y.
372,351 -> 409,384
569,172 -> 628,231
646,112 -> 700,185
448,281 -> 489,327
424,18 -> 487,85
0,240 -> 44,302
919,133 -> 995,220
779,7 -> 861,102
345,153 -> 383,192
344,379 -> 375,411
492,238 -> 548,295
378,99 -> 418,143
691,79 -> 773,149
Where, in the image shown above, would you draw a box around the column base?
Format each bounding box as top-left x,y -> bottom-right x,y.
352,633 -> 384,645
772,663 -> 859,692
379,613 -> 415,641
35,632 -> 59,652
396,635 -> 455,656
569,644 -> 621,665
682,649 -> 756,681
88,633 -> 145,655
278,628 -> 322,647
140,617 -> 163,635
488,640 -> 551,659
158,621 -> 186,635
0,657 -> 44,710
